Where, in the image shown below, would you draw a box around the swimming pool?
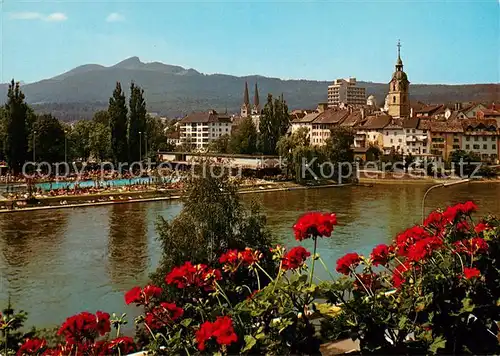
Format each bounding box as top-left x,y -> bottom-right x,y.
35,176 -> 177,191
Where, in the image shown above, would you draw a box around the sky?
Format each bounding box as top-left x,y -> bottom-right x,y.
0,0 -> 499,85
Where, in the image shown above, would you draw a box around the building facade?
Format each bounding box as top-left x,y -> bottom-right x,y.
461,119 -> 499,163
327,78 -> 366,106
179,110 -> 232,150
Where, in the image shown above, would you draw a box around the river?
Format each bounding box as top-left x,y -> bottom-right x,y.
0,182 -> 499,329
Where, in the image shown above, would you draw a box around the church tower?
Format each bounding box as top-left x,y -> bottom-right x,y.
388,40 -> 410,118
251,82 -> 261,115
241,82 -> 250,118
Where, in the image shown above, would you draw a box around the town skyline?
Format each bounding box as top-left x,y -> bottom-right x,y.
1,1 -> 498,84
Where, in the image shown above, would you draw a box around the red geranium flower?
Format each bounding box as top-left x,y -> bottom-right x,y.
463,267 -> 481,279
456,220 -> 471,232
474,222 -> 491,234
124,286 -> 141,305
166,262 -> 221,291
394,226 -> 430,257
195,316 -> 238,351
219,248 -> 262,273
124,285 -> 162,305
212,316 -> 238,347
293,212 -> 337,241
392,262 -> 410,288
17,338 -> 47,355
107,337 -> 136,355
196,321 -> 213,351
370,244 -> 389,266
95,311 -> 111,336
282,246 -> 311,270
454,237 -> 489,255
336,253 -> 361,275
145,302 -> 184,330
406,236 -> 443,262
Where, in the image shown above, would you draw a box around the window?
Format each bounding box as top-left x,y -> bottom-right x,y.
483,144 -> 487,149
473,144 -> 480,149
390,139 -> 393,144
393,96 -> 396,103
493,137 -> 496,141
398,139 -> 402,143
474,137 -> 479,141
423,149 -> 427,153
454,138 -> 459,143
412,129 -> 415,133
466,137 -> 470,141
423,130 -> 427,134
406,129 -> 410,133
493,144 -> 497,150
466,144 -> 470,149
483,137 -> 487,141
453,145 -> 460,149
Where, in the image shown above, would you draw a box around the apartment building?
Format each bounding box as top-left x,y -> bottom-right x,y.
429,121 -> 463,161
327,78 -> 366,106
179,110 -> 232,150
310,109 -> 350,145
461,119 -> 499,163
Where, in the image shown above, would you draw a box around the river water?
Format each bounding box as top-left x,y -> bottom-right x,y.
0,182 -> 498,328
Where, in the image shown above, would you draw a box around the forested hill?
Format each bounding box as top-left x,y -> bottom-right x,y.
1,56 -> 498,121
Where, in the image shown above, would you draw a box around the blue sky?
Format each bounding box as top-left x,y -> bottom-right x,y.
1,0 -> 499,84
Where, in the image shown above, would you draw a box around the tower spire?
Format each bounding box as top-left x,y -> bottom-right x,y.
397,39 -> 401,59
395,39 -> 403,69
243,81 -> 249,106
254,82 -> 259,107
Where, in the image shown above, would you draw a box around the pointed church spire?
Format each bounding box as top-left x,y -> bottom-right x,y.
243,81 -> 249,106
254,82 -> 259,107
396,39 -> 403,69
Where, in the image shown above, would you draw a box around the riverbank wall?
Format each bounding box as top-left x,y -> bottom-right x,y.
0,182 -> 350,214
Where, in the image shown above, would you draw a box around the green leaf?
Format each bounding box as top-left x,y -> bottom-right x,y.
429,335 -> 446,354
241,335 -> 257,353
180,318 -> 192,327
255,332 -> 266,340
398,315 -> 408,330
460,298 -> 475,313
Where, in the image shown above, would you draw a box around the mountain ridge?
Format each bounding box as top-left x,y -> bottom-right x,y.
1,56 -> 498,120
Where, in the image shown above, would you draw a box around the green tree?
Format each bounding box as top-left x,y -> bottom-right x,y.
404,153 -> 415,173
145,115 -> 170,158
324,127 -> 354,163
259,94 -> 290,154
89,122 -> 111,162
230,117 -> 258,154
208,134 -> 231,153
93,110 -> 110,126
108,82 -> 128,164
31,114 -> 66,163
0,107 -> 6,161
4,80 -> 28,172
151,166 -> 275,284
69,120 -> 93,161
128,82 -> 147,162
277,127 -> 310,177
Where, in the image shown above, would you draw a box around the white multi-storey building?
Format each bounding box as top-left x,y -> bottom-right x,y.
327,78 -> 366,107
179,110 -> 232,150
461,119 -> 499,163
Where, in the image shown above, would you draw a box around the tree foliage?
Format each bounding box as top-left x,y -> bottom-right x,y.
208,134 -> 231,154
259,94 -> 290,155
108,82 -> 128,164
32,114 -> 66,163
4,80 -> 28,172
230,117 -> 258,154
151,166 -> 275,285
128,82 -> 147,162
90,122 -> 111,162
69,120 -> 93,161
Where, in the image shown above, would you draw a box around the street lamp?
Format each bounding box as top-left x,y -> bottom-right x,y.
144,132 -> 148,160
421,179 -> 471,224
139,131 -> 142,161
64,130 -> 68,164
33,130 -> 37,162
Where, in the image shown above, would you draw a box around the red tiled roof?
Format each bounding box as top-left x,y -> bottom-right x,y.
430,120 -> 464,133
360,114 -> 392,130
180,111 -> 231,124
312,109 -> 349,125
403,117 -> 420,129
340,111 -> 362,127
292,112 -> 320,123
479,109 -> 500,117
